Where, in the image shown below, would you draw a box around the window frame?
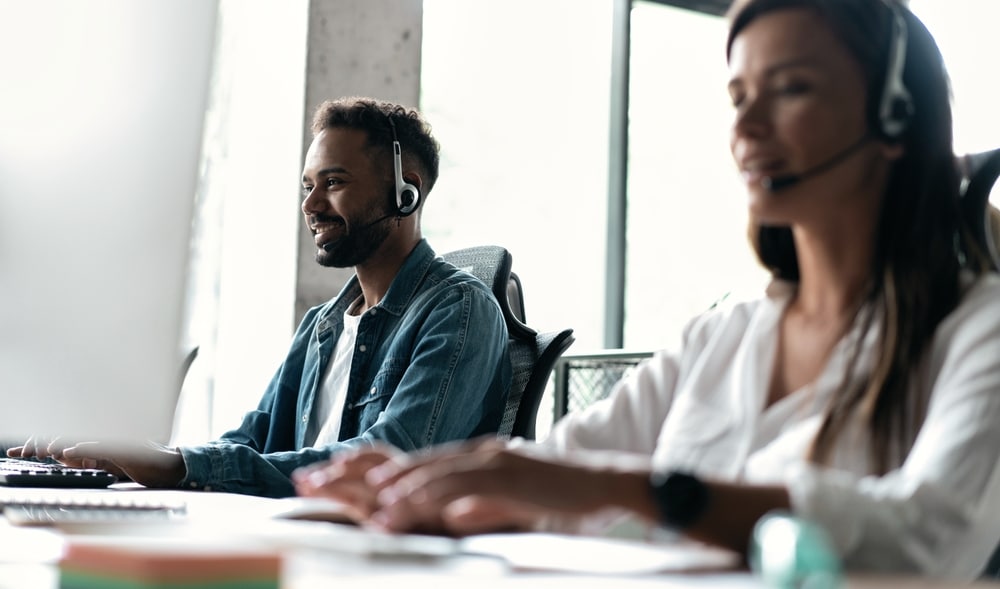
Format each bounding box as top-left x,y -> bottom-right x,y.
604,0 -> 726,347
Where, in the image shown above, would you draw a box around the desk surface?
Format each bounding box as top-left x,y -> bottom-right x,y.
0,485 -> 996,589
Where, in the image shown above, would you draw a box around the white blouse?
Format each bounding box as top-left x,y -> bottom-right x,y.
540,273 -> 1000,580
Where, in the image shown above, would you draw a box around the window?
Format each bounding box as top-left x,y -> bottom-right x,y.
420,0 -> 614,350
626,2 -> 768,350
909,1 -> 1000,159
420,1 -> 999,353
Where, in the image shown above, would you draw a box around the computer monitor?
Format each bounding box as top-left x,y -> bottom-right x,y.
0,0 -> 218,444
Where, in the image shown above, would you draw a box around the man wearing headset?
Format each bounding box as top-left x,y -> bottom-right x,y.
8,97 -> 512,498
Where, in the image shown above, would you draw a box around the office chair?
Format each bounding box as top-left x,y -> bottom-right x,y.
442,245 -> 529,337
511,328 -> 576,439
960,148 -> 1000,271
957,148 -> 1000,580
442,245 -> 575,439
507,271 -> 527,324
178,346 -> 200,393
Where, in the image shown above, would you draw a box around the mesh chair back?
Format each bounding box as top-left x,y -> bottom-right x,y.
441,245 -> 534,340
442,245 -> 574,439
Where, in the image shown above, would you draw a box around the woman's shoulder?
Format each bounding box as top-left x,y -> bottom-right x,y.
937,271 -> 1000,342
955,271 -> 1000,315
963,270 -> 1000,295
679,279 -> 785,349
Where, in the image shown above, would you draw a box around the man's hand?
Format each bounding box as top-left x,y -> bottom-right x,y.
10,439 -> 186,488
6,436 -> 72,461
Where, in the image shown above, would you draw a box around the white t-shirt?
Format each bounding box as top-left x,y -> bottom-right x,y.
540,273 -> 1000,579
306,309 -> 363,447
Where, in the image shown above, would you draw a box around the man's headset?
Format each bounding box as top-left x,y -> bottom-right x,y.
388,117 -> 420,216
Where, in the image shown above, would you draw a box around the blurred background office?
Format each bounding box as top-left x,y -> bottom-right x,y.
6,1 -> 992,443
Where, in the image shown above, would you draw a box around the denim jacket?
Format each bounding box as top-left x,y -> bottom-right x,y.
178,240 -> 511,497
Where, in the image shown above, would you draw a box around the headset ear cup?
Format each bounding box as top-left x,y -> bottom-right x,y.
388,116 -> 421,216
877,0 -> 913,141
883,95 -> 913,139
397,184 -> 420,216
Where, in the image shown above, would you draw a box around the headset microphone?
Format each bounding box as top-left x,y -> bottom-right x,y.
320,209 -> 399,252
761,134 -> 872,192
762,1 -> 913,193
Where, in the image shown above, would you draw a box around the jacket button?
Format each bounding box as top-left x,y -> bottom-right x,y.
370,387 -> 377,396
359,344 -> 367,352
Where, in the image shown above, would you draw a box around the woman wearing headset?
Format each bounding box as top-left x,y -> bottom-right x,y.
294,0 -> 1000,578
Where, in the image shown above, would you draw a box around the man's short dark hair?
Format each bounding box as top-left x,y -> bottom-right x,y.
311,96 -> 441,194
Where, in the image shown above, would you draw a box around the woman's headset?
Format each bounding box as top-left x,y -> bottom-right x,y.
876,0 -> 914,141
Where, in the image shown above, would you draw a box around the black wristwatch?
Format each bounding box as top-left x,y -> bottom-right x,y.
648,470 -> 711,530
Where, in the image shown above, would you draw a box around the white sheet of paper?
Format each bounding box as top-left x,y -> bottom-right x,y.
459,533 -> 741,575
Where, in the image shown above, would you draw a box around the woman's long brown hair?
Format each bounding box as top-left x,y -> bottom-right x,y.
727,0 -> 990,473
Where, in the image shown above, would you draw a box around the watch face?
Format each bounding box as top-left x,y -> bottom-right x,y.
650,470 -> 709,530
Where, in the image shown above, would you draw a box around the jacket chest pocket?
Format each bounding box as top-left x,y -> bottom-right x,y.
346,360 -> 406,431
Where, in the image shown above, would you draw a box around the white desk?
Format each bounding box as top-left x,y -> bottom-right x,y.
0,485 -> 996,588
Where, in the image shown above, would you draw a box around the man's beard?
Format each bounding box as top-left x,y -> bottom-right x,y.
315,199 -> 395,268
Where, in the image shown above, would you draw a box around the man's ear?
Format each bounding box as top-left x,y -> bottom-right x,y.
403,172 -> 422,192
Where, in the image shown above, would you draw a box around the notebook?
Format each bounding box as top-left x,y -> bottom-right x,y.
2,493 -> 187,526
0,0 -> 217,445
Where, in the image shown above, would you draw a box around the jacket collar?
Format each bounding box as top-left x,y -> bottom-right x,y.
326,238 -> 437,319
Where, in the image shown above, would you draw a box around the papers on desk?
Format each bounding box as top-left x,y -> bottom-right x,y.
270,496 -> 363,525
265,500 -> 739,574
4,489 -> 740,583
262,515 -> 740,575
255,517 -> 462,558
460,533 -> 741,575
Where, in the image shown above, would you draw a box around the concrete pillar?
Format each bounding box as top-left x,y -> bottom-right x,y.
176,0 -> 423,440
295,0 -> 424,323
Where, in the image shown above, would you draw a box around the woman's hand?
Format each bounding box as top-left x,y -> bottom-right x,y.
364,438 -> 632,535
292,445 -> 402,521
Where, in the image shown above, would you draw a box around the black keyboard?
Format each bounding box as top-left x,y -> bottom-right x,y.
0,457 -> 117,488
